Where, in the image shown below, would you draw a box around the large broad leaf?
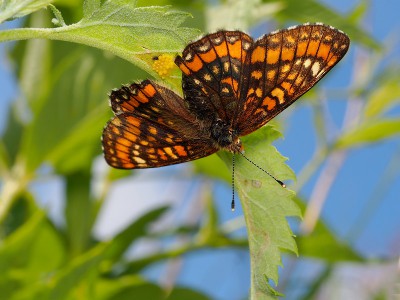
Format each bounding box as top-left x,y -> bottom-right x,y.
0,0 -> 200,87
220,125 -> 301,299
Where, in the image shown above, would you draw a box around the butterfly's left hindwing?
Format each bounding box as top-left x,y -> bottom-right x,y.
102,80 -> 218,169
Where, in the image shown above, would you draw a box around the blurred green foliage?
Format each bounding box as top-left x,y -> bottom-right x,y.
0,0 -> 399,299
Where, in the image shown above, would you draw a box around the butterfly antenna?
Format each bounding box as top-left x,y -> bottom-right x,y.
231,154 -> 236,211
238,152 -> 286,188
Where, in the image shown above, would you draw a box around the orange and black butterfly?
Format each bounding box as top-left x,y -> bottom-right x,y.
102,23 -> 349,170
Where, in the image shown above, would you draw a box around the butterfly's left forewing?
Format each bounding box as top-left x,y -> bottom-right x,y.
236,24 -> 350,136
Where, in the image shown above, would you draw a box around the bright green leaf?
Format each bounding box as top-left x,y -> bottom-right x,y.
364,78 -> 400,118
335,119 -> 400,149
48,4 -> 66,26
220,125 -> 300,298
0,1 -> 200,87
83,0 -> 101,18
95,275 -> 164,300
0,0 -> 53,23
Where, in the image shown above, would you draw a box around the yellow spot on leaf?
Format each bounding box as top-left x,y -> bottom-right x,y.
152,54 -> 175,78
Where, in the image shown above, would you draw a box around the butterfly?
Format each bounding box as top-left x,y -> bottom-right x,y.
102,23 -> 349,173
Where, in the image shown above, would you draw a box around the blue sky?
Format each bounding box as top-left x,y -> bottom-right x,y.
1,0 -> 400,299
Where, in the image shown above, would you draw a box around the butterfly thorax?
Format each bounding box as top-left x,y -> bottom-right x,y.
210,118 -> 243,153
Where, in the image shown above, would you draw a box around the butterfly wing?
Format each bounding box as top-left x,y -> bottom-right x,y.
236,24 -> 350,136
102,80 -> 218,169
175,31 -> 253,125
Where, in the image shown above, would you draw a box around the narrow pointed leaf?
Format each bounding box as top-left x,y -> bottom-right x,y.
220,125 -> 301,298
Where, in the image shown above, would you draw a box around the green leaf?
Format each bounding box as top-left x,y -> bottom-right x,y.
294,197 -> 362,262
220,125 -> 300,298
20,42 -> 146,173
0,105 -> 24,169
335,119 -> 400,149
65,171 -> 93,257
166,287 -> 212,300
98,278 -> 164,300
364,77 -> 400,118
107,283 -> 165,300
193,153 -> 231,183
0,0 -> 53,23
83,0 -> 101,18
46,244 -> 108,300
0,1 -> 200,87
0,190 -> 35,237
104,206 -> 169,265
48,4 -> 66,26
0,210 -> 45,272
0,209 -> 65,300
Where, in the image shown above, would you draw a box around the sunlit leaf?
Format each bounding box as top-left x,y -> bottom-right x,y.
220,125 -> 300,297
0,1 -> 200,87
0,0 -> 53,23
335,119 -> 400,149
364,77 -> 400,118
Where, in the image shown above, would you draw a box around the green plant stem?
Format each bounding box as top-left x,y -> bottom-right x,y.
294,146 -> 329,191
0,161 -> 30,225
122,238 -> 247,275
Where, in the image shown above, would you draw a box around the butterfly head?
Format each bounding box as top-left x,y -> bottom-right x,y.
210,118 -> 243,153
